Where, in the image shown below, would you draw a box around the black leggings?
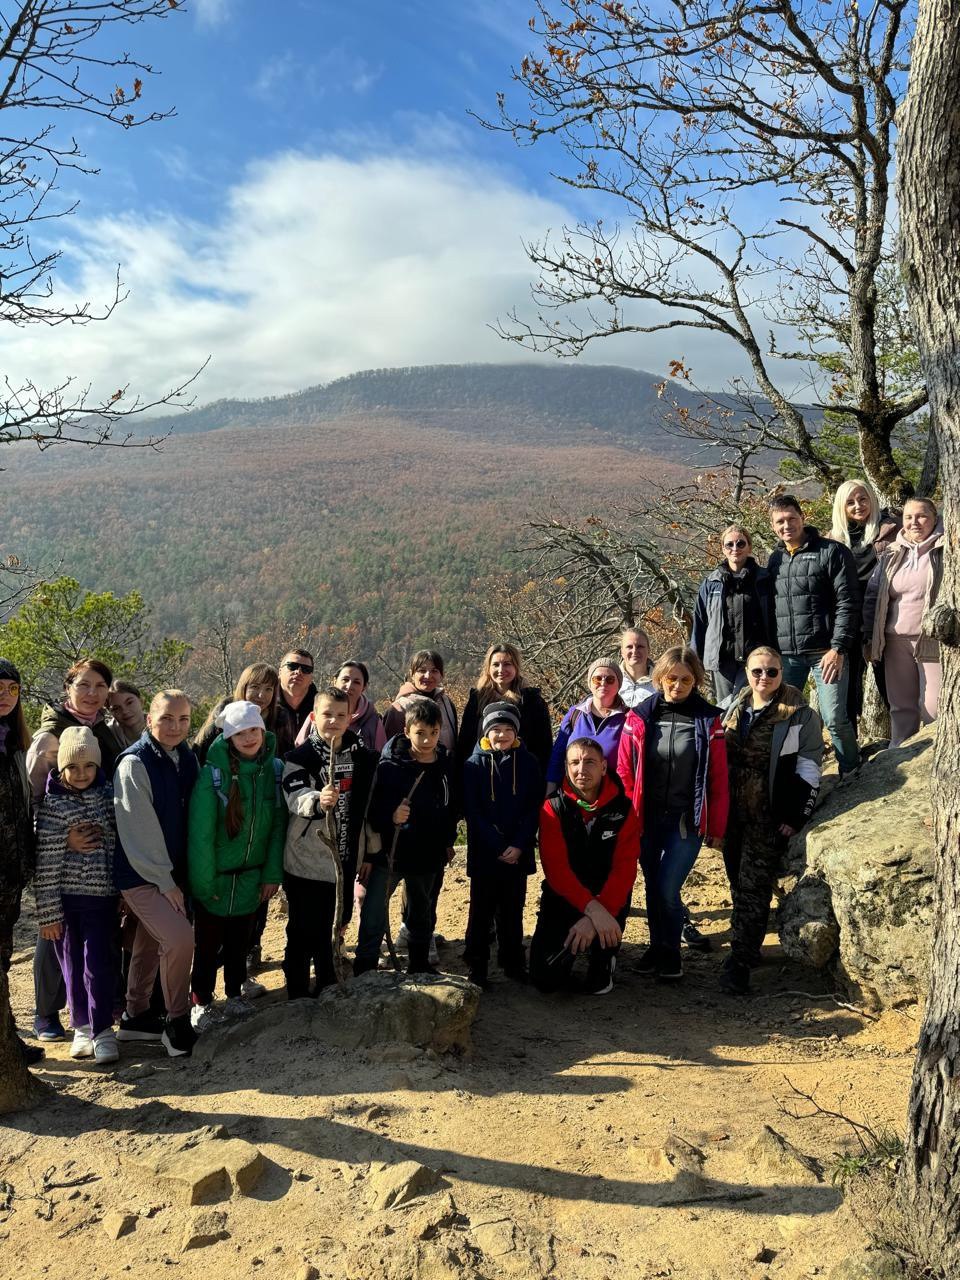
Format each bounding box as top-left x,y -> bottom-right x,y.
191,902 -> 254,1003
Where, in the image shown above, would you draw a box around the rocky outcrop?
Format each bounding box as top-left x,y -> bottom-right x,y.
778,726 -> 935,1010
194,971 -> 481,1064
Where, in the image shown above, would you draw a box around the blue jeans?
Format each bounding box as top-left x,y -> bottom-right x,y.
641,816 -> 703,953
355,864 -> 436,968
780,651 -> 860,775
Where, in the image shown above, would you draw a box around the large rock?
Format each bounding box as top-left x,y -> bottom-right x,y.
128,1134 -> 265,1204
778,727 -> 935,1010
195,971 -> 480,1063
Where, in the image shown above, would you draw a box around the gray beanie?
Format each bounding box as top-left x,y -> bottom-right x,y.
482,701 -> 521,737
587,658 -> 623,689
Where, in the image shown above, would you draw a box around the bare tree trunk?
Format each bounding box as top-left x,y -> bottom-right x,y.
860,666 -> 891,744
0,966 -> 45,1114
896,0 -> 960,1269
917,414 -> 942,499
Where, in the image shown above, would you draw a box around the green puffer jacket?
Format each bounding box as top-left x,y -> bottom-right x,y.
188,732 -> 286,918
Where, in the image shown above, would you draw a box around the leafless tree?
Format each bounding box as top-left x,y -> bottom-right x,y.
485,0 -> 929,505
0,0 -> 202,462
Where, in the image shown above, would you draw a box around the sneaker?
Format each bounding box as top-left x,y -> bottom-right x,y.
583,954 -> 617,996
681,920 -> 713,953
93,1029 -> 120,1064
635,946 -> 662,976
223,996 -> 256,1019
837,765 -> 863,789
33,1014 -> 66,1042
69,1026 -> 95,1059
161,1014 -> 197,1058
656,949 -> 684,981
117,1010 -> 164,1042
190,1002 -> 221,1032
19,1037 -> 45,1065
240,977 -> 267,1000
428,935 -> 440,965
719,956 -> 751,996
395,923 -> 412,952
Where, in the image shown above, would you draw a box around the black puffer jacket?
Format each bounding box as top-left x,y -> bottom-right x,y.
767,525 -> 860,656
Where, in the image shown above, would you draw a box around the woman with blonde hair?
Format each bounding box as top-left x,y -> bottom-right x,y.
192,664 -> 280,765
456,642 -> 553,773
827,478 -> 900,729
616,645 -> 728,981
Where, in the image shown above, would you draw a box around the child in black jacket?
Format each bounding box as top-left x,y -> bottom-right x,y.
462,701 -> 543,987
355,698 -> 457,976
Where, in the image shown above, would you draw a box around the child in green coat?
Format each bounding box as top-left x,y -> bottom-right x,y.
188,701 -> 285,1025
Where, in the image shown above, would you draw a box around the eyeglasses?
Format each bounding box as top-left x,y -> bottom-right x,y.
749,666 -> 781,678
591,674 -> 618,686
283,662 -> 313,675
723,539 -> 748,550
0,681 -> 19,696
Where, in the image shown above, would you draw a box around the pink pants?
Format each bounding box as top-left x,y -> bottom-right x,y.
882,632 -> 941,746
121,885 -> 194,1020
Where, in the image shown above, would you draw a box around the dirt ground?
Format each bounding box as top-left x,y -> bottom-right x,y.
1,848 -> 918,1280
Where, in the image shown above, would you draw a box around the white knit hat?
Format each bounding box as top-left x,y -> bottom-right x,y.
215,700 -> 266,740
57,726 -> 101,770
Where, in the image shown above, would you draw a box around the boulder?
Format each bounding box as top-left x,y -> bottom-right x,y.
828,1250 -> 905,1279
194,971 -> 480,1064
778,728 -> 935,1010
368,1159 -> 443,1210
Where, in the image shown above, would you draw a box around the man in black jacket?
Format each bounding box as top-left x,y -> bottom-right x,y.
766,496 -> 861,778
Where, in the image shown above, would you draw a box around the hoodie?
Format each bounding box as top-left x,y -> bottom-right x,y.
863,524 -> 945,662
367,734 -> 457,876
462,737 -> 543,876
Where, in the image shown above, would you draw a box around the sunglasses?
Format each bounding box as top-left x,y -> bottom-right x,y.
724,539 -> 748,550
591,674 -> 618,686
283,661 -> 314,675
749,666 -> 781,678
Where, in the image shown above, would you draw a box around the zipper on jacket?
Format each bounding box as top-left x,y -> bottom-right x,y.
784,552 -> 797,653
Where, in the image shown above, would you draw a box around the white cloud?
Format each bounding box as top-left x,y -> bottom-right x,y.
4,149 -> 772,409
194,0 -> 232,28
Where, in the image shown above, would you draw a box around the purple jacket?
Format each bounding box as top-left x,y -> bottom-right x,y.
546,695 -> 629,785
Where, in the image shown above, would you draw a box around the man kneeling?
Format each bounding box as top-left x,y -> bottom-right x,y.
530,737 -> 639,996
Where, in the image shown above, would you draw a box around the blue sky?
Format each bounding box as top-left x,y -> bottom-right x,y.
8,0 -> 768,407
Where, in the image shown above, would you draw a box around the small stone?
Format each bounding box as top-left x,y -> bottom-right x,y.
368,1160 -> 443,1210
181,1208 -> 229,1251
473,1219 -> 517,1257
386,1071 -> 413,1091
296,1267 -> 318,1280
745,1126 -> 824,1184
752,1243 -> 777,1263
364,1105 -> 388,1122
102,1211 -> 137,1241
292,1168 -> 313,1182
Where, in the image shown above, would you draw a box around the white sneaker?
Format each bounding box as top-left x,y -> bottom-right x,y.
223,996 -> 256,1019
70,1026 -> 95,1059
240,977 -> 267,999
93,1029 -> 119,1064
190,1003 -> 220,1032
428,935 -> 440,965
395,922 -> 412,952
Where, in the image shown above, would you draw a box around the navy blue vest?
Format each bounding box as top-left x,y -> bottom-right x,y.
113,732 -> 199,891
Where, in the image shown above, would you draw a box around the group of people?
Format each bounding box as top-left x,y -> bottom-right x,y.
0,481 -> 944,1072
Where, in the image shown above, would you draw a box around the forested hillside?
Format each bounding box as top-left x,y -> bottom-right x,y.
141,362 -> 758,456
3,409 -> 687,693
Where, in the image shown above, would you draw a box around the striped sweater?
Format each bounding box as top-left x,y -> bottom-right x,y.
34,773 -> 117,926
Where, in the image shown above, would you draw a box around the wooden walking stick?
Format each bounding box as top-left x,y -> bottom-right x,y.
325,749 -> 345,985
384,770 -> 426,972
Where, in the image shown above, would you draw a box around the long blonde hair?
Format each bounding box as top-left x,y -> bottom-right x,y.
475,642 -> 525,705
830,478 -> 881,546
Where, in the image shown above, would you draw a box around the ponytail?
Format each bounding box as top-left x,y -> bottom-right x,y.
225,745 -> 245,839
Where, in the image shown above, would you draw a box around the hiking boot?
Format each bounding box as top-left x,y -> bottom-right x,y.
33,1014 -> 66,1042
656,949 -> 684,981
240,977 -> 267,999
635,946 -> 663,976
93,1029 -> 120,1065
70,1026 -> 95,1059
681,920 -> 713,953
583,954 -> 617,996
719,956 -> 751,996
117,1009 -> 164,1042
161,1013 -> 197,1058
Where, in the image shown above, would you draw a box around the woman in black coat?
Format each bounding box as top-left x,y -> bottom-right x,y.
456,642 -> 553,775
